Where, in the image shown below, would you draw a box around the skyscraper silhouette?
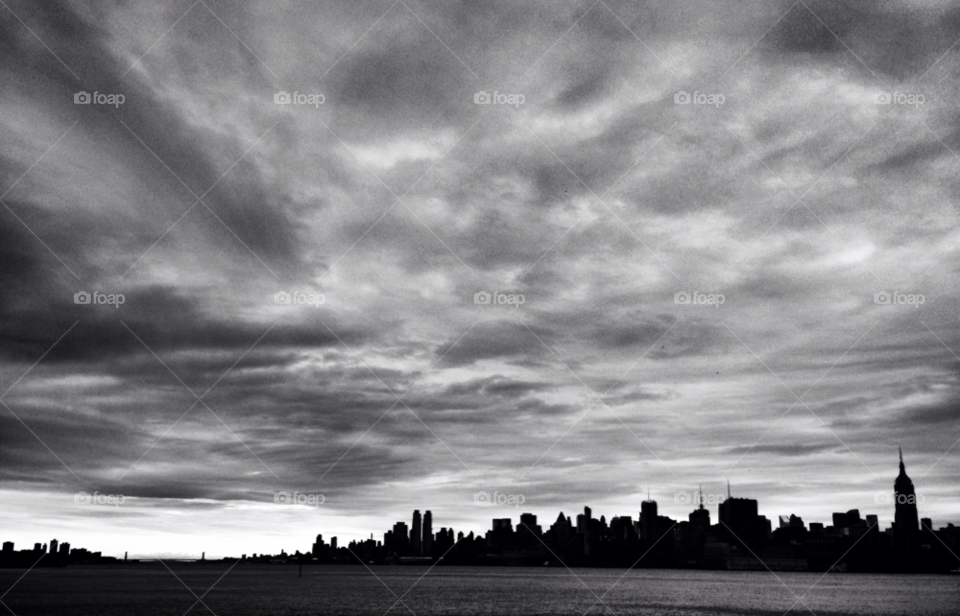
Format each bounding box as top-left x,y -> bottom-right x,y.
689,486 -> 710,530
392,522 -> 409,555
576,506 -> 592,534
640,497 -> 658,541
412,510 -> 422,556
894,447 -> 920,551
422,511 -> 433,556
719,483 -> 761,550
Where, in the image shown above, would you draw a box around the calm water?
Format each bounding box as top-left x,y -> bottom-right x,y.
1,565 -> 957,615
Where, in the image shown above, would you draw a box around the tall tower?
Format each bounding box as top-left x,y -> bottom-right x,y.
422,511 -> 433,556
689,485 -> 710,529
640,496 -> 658,541
894,447 -> 920,551
411,510 -> 422,556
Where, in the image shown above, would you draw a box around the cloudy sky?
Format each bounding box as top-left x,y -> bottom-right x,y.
1,0 -> 959,558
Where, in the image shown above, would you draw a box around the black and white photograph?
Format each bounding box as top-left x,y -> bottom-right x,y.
1,1 -> 959,614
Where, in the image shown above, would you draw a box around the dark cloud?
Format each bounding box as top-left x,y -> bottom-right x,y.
765,2 -> 852,55
2,0 -> 960,555
435,320 -> 554,367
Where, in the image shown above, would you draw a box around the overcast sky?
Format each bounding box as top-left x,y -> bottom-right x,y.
2,0 -> 959,558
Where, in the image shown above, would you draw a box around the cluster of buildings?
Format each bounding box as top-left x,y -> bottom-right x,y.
334,451 -> 960,572
5,451 -> 957,572
0,539 -> 117,568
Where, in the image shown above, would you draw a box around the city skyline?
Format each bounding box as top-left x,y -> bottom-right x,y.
3,449 -> 951,560
3,0 -> 960,564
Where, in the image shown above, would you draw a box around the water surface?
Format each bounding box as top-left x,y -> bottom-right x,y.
2,565 -> 957,615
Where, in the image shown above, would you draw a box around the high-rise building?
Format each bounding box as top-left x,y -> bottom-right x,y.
2,542 -> 12,553
435,527 -> 454,552
758,515 -> 772,540
640,498 -> 658,541
520,513 -> 541,533
423,511 -> 433,556
719,492 -> 760,550
690,487 -> 711,530
488,518 -> 514,548
50,539 -> 58,555
492,518 -> 513,531
844,509 -> 865,529
412,510 -> 422,556
577,506 -> 592,534
894,448 -> 920,551
519,513 -> 541,544
392,522 -> 409,554
610,516 -> 635,540
551,512 -> 572,545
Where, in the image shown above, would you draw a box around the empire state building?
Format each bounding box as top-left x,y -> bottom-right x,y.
893,447 -> 920,551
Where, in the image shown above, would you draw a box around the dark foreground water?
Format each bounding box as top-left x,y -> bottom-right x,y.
1,565 -> 957,615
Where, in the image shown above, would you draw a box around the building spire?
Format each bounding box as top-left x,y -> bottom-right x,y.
899,446 -> 906,475
727,478 -> 730,499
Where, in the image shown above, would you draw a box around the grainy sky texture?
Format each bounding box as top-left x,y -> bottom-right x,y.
1,0 -> 959,558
